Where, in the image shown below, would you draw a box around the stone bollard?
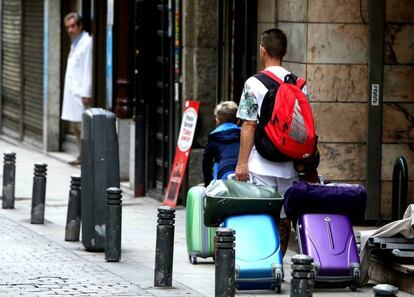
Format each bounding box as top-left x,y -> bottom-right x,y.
215,228 -> 236,297
154,206 -> 175,287
373,284 -> 398,297
290,254 -> 314,297
65,175 -> 81,241
30,163 -> 47,224
105,187 -> 123,262
2,152 -> 16,209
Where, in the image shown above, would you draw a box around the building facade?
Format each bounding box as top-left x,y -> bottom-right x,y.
0,0 -> 412,220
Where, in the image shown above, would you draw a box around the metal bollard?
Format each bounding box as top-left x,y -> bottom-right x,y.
105,187 -> 123,262
154,206 -> 175,287
373,284 -> 398,297
65,175 -> 81,241
290,254 -> 314,297
2,152 -> 16,209
30,163 -> 47,224
215,227 -> 236,297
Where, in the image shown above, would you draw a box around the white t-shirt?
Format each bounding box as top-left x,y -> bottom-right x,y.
236,66 -> 309,178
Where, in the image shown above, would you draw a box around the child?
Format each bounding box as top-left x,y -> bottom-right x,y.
202,101 -> 240,187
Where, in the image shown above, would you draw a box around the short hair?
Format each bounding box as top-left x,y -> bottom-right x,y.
261,28 -> 287,60
214,101 -> 239,124
64,12 -> 82,26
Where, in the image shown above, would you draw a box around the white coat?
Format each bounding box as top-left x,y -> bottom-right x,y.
61,31 -> 92,122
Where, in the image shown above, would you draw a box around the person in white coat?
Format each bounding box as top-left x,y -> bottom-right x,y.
61,12 -> 92,166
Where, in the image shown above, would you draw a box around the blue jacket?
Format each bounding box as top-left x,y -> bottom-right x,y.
202,123 -> 240,186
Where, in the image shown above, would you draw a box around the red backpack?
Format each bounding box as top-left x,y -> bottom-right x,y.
253,70 -> 316,162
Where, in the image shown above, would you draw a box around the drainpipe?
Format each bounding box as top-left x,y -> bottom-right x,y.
366,0 -> 385,221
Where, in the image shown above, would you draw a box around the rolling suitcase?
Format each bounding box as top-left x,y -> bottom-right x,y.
223,213 -> 283,293
185,186 -> 216,264
296,213 -> 360,290
81,108 -> 120,252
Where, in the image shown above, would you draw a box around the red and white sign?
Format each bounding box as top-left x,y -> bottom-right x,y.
164,100 -> 200,207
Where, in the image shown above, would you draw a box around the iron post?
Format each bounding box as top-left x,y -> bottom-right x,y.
2,152 -> 16,209
65,175 -> 81,241
154,206 -> 175,287
30,163 -> 47,224
215,227 -> 236,297
105,187 -> 123,262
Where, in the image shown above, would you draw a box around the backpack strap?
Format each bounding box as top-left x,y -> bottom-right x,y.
285,73 -> 306,89
296,78 -> 306,89
257,70 -> 307,90
253,72 -> 279,90
260,70 -> 284,85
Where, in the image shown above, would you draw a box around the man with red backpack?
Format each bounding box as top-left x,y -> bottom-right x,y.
235,28 -> 316,256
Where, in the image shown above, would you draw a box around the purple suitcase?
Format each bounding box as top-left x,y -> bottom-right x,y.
297,213 -> 360,290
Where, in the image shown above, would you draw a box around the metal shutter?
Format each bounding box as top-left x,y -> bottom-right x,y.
1,0 -> 23,138
22,0 -> 44,143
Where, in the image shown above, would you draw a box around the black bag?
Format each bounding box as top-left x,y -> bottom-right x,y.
204,179 -> 283,227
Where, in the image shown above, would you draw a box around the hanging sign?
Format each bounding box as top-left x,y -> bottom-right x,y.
163,100 -> 200,207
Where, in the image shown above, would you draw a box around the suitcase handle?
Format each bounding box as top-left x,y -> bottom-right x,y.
227,173 -> 253,183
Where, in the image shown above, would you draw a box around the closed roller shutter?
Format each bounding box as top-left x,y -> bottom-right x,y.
22,0 -> 44,143
1,0 -> 23,138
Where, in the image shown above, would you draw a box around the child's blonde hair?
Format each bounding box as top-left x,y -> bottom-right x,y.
214,101 -> 238,124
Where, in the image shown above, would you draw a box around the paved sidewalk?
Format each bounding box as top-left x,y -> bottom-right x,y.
0,138 -> 412,297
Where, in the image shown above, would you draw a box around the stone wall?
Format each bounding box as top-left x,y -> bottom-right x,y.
183,0 -> 217,189
277,0 -> 370,186
277,0 -> 414,219
182,0 -> 217,149
381,0 -> 414,218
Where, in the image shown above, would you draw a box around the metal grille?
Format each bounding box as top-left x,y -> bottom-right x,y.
1,0 -> 23,137
22,0 -> 44,143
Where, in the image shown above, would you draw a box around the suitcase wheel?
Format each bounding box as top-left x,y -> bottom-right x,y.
273,267 -> 283,282
271,284 -> 282,294
189,255 -> 198,265
350,284 -> 357,291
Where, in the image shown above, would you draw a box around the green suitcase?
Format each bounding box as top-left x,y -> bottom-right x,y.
185,185 -> 216,264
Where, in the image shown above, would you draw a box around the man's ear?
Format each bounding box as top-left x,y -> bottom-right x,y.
259,46 -> 266,57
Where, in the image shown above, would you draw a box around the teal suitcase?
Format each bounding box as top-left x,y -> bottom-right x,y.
185,186 -> 216,264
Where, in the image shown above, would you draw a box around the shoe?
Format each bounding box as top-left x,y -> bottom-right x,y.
68,157 -> 81,166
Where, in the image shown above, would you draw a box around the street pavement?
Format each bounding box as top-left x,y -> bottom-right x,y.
0,138 -> 412,297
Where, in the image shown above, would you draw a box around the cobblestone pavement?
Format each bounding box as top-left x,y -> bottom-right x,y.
0,216 -> 152,297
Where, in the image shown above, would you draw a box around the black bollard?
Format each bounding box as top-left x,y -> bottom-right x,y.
154,206 -> 175,287
290,254 -> 314,297
65,175 -> 81,241
2,152 -> 16,209
30,163 -> 47,224
373,284 -> 398,297
215,227 -> 236,297
105,187 -> 123,262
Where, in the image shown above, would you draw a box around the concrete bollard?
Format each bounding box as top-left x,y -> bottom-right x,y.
154,206 -> 175,287
65,175 -> 81,241
2,152 -> 16,209
290,254 -> 314,297
30,163 -> 47,224
215,227 -> 236,297
105,187 -> 123,262
373,284 -> 398,297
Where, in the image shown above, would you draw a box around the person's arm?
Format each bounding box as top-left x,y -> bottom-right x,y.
81,36 -> 93,107
234,79 -> 259,181
235,120 -> 256,181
